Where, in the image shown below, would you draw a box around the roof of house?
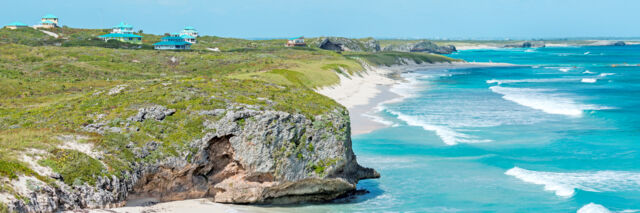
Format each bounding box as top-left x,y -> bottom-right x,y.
153,41 -> 192,46
41,20 -> 56,24
180,34 -> 196,39
6,22 -> 28,27
42,14 -> 57,19
289,36 -> 304,40
98,33 -> 143,38
114,22 -> 133,29
184,26 -> 196,30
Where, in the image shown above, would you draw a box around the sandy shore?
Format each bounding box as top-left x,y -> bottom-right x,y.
316,62 -> 515,135
88,198 -> 277,213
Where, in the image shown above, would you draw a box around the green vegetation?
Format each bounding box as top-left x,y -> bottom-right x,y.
0,202 -> 8,213
0,28 -> 61,46
346,51 -> 461,66
39,149 -> 105,186
0,27 -> 459,200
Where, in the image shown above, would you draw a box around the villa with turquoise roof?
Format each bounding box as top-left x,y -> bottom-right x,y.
33,14 -> 59,29
153,35 -> 191,50
4,22 -> 29,29
111,22 -> 134,34
98,22 -> 143,44
179,26 -> 198,44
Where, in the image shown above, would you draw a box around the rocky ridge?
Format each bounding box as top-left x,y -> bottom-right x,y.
313,37 -> 381,52
2,106 -> 378,212
383,40 -> 457,54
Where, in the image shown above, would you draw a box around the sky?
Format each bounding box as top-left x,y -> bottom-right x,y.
2,0 -> 639,39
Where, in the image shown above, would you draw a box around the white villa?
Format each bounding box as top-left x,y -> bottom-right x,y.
111,22 -> 135,34
97,22 -> 143,44
179,26 -> 198,44
286,36 -> 306,47
33,14 -> 59,29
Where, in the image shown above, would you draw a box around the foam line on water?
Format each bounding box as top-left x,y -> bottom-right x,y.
505,167 -> 640,198
388,110 -> 491,145
489,86 -> 606,117
486,78 -> 579,84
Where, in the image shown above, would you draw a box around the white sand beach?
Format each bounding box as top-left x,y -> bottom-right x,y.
315,61 -> 515,135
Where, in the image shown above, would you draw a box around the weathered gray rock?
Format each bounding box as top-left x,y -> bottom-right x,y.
128,105 -> 176,122
5,108 -> 379,212
383,40 -> 457,54
613,41 -> 626,46
81,122 -> 124,134
315,37 -> 381,52
131,108 -> 379,204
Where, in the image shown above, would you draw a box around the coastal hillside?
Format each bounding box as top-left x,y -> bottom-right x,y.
0,27 -> 458,212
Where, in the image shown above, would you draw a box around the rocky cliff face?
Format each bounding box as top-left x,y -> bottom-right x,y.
314,37 -> 381,52
383,41 -> 457,54
3,106 -> 378,212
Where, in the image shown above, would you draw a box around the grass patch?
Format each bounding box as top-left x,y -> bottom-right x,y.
39,149 -> 105,186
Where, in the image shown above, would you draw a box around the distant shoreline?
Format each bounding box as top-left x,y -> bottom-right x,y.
448,40 -> 640,51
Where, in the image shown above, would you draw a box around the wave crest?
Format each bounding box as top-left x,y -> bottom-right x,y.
505,167 -> 640,198
489,86 -> 606,117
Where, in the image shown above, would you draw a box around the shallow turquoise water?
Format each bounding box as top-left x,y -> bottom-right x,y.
267,46 -> 640,212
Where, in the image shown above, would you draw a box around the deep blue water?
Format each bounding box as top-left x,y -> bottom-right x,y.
267,45 -> 640,212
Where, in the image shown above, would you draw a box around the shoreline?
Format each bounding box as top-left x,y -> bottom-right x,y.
452,40 -> 640,51
316,61 -> 516,135
96,62 -> 516,213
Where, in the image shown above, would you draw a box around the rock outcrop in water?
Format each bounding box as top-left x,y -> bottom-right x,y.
382,40 -> 457,54
3,106 -> 378,212
613,41 -> 626,46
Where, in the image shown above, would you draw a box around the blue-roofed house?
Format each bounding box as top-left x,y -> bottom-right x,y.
285,36 -> 306,47
34,14 -> 59,29
111,22 -> 134,34
179,26 -> 198,44
97,22 -> 143,44
4,22 -> 29,29
180,34 -> 196,44
154,35 -> 191,50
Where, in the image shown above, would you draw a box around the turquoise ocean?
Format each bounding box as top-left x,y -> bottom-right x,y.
268,45 -> 640,212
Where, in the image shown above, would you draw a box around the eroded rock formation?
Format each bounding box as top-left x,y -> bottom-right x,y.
383,41 -> 457,54
4,107 -> 379,212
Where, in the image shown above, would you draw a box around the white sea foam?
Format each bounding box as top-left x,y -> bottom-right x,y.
486,78 -> 577,84
559,68 -> 571,72
489,86 -> 604,117
599,73 -> 615,77
505,167 -> 640,198
583,70 -> 596,74
582,78 -> 597,83
388,110 -> 491,145
578,203 -> 611,213
361,112 -> 396,126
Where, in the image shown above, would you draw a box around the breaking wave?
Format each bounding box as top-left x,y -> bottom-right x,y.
489,86 -> 606,117
505,167 -> 640,198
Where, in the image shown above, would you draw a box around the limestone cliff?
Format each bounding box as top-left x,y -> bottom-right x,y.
3,106 -> 378,212
313,37 -> 381,52
383,40 -> 457,54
